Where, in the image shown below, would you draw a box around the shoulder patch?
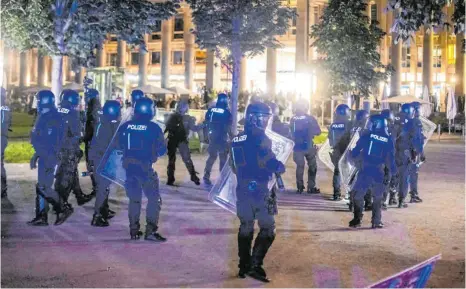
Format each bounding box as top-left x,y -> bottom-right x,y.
370,134 -> 388,142
211,108 -> 225,113
58,108 -> 70,114
127,124 -> 147,131
331,123 -> 345,129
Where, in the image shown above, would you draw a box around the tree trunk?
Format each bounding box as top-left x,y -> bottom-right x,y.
51,55 -> 63,105
230,17 -> 241,136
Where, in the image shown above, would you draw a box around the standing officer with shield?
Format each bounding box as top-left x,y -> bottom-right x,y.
116,97 -> 167,241
203,93 -> 233,186
329,104 -> 352,200
230,102 -> 285,282
349,114 -> 397,228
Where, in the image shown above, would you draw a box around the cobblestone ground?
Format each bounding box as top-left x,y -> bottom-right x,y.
1,140 -> 464,288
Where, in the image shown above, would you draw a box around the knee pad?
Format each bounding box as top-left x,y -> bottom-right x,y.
239,221 -> 254,236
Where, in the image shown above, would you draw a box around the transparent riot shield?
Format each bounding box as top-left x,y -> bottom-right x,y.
420,116 -> 436,146
318,139 -> 335,172
338,131 -> 361,195
96,109 -> 166,188
208,129 -> 295,214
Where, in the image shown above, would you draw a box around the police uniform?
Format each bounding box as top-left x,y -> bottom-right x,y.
1,88 -> 12,198
165,100 -> 203,186
29,90 -> 73,226
83,90 -> 102,195
116,97 -> 167,241
55,90 -> 91,206
329,104 -> 352,200
203,94 -> 233,185
231,102 -> 285,282
408,102 -> 426,202
290,113 -> 321,194
350,115 -> 397,228
89,100 -> 121,227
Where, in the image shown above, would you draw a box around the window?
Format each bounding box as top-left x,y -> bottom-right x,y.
402,47 -> 411,68
174,16 -> 184,39
151,34 -> 161,41
107,53 -> 117,66
109,35 -> 118,42
173,51 -> 183,64
151,52 -> 161,65
448,44 -> 456,65
313,7 -> 318,24
417,47 -> 423,67
370,4 -> 378,23
433,46 -> 441,68
154,20 -> 162,32
195,50 -> 207,64
131,52 -> 139,65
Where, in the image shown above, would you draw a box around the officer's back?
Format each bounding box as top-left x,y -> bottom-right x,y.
58,90 -> 82,150
118,98 -> 165,170
31,103 -> 63,156
205,104 -> 232,144
290,111 -> 320,151
329,104 -> 352,151
91,100 -> 121,155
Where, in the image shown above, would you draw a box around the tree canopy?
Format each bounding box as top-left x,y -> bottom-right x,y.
388,0 -> 465,42
311,0 -> 391,98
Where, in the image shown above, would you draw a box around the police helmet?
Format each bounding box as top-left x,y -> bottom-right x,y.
60,89 -> 80,110
380,109 -> 395,125
134,97 -> 155,121
368,114 -> 388,134
36,90 -> 56,113
355,110 -> 369,122
102,100 -> 121,121
245,101 -> 272,130
85,88 -> 99,104
175,99 -> 189,114
131,90 -> 145,105
401,103 -> 415,119
334,104 -> 351,121
0,87 -> 6,106
411,101 -> 421,118
216,93 -> 229,109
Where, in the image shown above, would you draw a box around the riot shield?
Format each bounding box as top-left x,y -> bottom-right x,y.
96,111 -> 166,188
419,116 -> 436,146
338,131 -> 361,195
318,139 -> 335,172
208,129 -> 294,214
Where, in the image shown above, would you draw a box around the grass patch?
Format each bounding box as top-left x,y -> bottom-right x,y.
10,112 -> 35,139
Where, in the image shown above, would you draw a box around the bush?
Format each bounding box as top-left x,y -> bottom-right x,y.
4,142 -> 35,163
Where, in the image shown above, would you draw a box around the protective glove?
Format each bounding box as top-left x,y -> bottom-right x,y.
275,162 -> 286,174
30,153 -> 39,170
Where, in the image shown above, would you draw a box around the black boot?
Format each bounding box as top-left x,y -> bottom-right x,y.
307,187 -> 320,194
248,231 -> 275,283
100,196 -> 115,220
398,197 -> 408,208
27,190 -> 49,226
409,192 -> 423,203
1,174 -> 7,198
74,190 -> 93,206
333,190 -> 341,201
131,230 -> 144,240
296,186 -> 304,194
388,196 -> 397,205
349,205 -> 363,228
144,223 -> 167,242
54,203 -> 74,226
238,232 -> 253,279
91,214 -> 109,227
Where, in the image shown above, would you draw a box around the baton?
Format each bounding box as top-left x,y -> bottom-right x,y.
275,173 -> 285,191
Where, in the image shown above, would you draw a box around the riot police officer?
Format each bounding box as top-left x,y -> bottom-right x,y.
380,109 -> 396,210
290,99 -> 321,194
29,90 -> 73,226
230,102 -> 285,282
349,114 -> 397,228
203,93 -> 233,186
408,101 -> 426,203
329,104 -> 352,200
89,100 -> 121,227
131,89 -> 144,106
1,87 -> 12,198
267,102 -> 290,138
83,88 -> 102,196
396,103 -> 423,208
116,97 -> 167,241
351,110 -> 369,136
165,99 -> 203,186
55,90 -> 92,206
